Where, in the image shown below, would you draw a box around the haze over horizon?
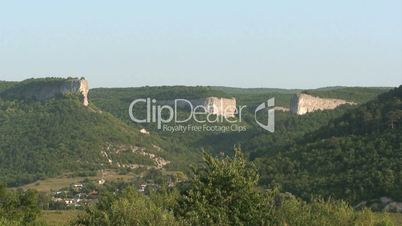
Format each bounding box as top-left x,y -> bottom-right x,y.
0,76 -> 398,90
0,1 -> 401,89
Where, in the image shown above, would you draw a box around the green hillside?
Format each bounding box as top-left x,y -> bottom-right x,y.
90,85 -> 386,158
212,86 -> 389,107
0,79 -> 170,186
0,80 -> 17,93
1,80 -> 393,193
304,86 -> 391,103
255,86 -> 402,203
0,77 -> 81,100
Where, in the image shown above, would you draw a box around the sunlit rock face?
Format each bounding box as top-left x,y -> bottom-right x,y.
39,78 -> 89,106
192,97 -> 237,117
78,79 -> 89,106
163,97 -> 237,117
22,78 -> 89,106
290,93 -> 355,115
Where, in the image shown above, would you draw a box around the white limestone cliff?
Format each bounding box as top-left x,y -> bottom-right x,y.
32,78 -> 89,106
290,93 -> 355,115
191,97 -> 237,117
162,97 -> 237,118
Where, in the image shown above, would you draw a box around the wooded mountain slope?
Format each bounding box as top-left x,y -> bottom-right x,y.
255,86 -> 402,203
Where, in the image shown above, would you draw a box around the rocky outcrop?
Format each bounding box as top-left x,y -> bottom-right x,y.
43,78 -> 88,106
164,97 -> 237,117
78,79 -> 89,106
290,93 -> 355,115
0,78 -> 89,106
191,97 -> 237,117
104,143 -> 170,169
32,78 -> 88,106
273,106 -> 289,112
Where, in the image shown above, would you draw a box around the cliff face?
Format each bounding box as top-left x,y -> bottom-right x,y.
1,78 -> 89,106
290,93 -> 354,115
78,79 -> 89,106
198,97 -> 237,117
165,97 -> 237,117
34,79 -> 89,106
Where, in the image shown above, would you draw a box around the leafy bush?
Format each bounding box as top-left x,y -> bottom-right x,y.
71,148 -> 393,225
0,184 -> 41,225
72,188 -> 178,226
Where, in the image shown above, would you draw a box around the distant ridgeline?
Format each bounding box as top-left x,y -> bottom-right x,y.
287,87 -> 391,115
0,81 -> 18,93
155,97 -> 237,118
90,86 -> 238,123
0,77 -> 393,187
254,86 -> 402,204
90,86 -> 391,127
0,79 -> 377,116
0,77 -> 89,106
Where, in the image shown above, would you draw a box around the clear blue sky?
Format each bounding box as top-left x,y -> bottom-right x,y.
0,1 -> 401,88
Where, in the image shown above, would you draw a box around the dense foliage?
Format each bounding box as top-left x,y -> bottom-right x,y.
0,77 -> 81,100
0,81 -> 17,93
0,77 -> 397,225
90,85 -> 387,171
0,184 -> 41,225
255,86 -> 402,203
73,188 -> 178,226
88,84 -> 392,193
73,149 -> 392,226
0,92 -> 161,186
304,87 -> 391,103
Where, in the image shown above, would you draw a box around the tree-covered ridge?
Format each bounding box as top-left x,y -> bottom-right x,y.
0,149 -> 394,225
91,85 -> 232,101
303,86 -> 391,103
213,86 -> 389,106
256,86 -> 402,203
0,81 -> 18,93
0,93 -> 164,186
89,84 -> 387,173
308,86 -> 402,139
211,86 -> 301,95
90,86 -> 234,128
0,78 -> 395,200
0,77 -> 84,100
73,149 -> 393,226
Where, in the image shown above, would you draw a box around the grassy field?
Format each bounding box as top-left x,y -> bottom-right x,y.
38,210 -> 402,226
388,213 -> 402,225
372,212 -> 402,225
39,210 -> 82,226
19,170 -> 135,192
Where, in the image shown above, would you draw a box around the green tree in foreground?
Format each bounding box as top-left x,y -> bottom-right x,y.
72,189 -> 178,226
0,184 -> 41,226
175,148 -> 393,226
176,148 -> 263,225
73,148 -> 393,226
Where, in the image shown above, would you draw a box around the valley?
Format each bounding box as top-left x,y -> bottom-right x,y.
0,78 -> 400,225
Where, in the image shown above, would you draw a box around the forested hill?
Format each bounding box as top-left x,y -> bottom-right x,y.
0,77 -> 81,100
307,86 -> 402,140
0,80 -> 17,93
303,86 -> 392,104
0,78 -> 395,190
256,85 -> 402,203
0,79 -> 167,186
